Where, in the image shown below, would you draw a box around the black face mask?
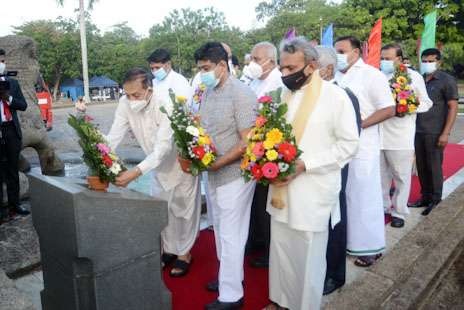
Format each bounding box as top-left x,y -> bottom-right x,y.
281,65 -> 310,91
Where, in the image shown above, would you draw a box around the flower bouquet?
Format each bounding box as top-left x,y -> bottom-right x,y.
160,89 -> 217,176
241,88 -> 302,186
390,64 -> 419,117
68,114 -> 126,191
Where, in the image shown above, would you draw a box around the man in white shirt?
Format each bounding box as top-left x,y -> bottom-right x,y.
265,37 -> 359,310
379,44 -> 432,228
106,68 -> 201,278
245,41 -> 283,269
147,48 -> 192,100
334,36 -> 395,267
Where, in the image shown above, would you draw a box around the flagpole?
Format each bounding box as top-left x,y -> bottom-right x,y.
319,17 -> 323,43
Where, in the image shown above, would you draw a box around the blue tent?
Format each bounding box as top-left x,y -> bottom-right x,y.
89,76 -> 119,88
60,78 -> 84,102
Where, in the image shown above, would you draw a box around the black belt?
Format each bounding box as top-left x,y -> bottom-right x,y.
1,121 -> 14,128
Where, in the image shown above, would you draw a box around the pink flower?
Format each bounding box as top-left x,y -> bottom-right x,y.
398,91 -> 410,99
252,142 -> 265,158
96,143 -> 110,155
258,96 -> 273,104
392,83 -> 400,89
262,162 -> 279,179
255,116 -> 268,128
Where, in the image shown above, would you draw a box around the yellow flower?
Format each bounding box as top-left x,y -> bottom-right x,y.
240,156 -> 250,170
399,99 -> 407,105
193,95 -> 199,102
263,139 -> 275,150
109,153 -> 118,161
408,105 -> 417,113
249,154 -> 257,162
176,96 -> 187,104
198,136 -> 211,145
396,76 -> 407,84
198,127 -> 205,135
266,128 -> 283,145
199,83 -> 207,91
266,150 -> 278,161
202,153 -> 214,166
246,142 -> 256,156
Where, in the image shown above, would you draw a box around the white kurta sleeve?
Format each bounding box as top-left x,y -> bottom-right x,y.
105,100 -> 130,151
302,90 -> 360,174
136,99 -> 174,175
369,69 -> 395,109
410,70 -> 433,113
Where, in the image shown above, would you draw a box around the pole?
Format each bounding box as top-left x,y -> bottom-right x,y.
79,0 -> 90,103
319,17 -> 323,44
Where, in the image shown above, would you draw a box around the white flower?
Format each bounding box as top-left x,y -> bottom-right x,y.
186,125 -> 200,137
110,163 -> 122,175
278,162 -> 289,172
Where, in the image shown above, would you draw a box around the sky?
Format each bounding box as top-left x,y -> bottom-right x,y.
0,0 -> 265,37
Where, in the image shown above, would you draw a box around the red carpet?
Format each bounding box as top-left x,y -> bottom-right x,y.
164,144 -> 464,310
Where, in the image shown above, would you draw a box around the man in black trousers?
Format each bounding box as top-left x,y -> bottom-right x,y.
0,48 -> 29,223
409,48 -> 458,216
315,46 -> 362,295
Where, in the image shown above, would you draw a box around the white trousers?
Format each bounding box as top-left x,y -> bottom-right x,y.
208,177 -> 256,302
380,150 -> 415,220
202,172 -> 214,227
269,219 -> 328,310
151,172 -> 201,256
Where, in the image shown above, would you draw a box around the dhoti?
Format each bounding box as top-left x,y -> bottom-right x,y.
151,172 -> 201,256
346,154 -> 385,255
269,218 -> 328,310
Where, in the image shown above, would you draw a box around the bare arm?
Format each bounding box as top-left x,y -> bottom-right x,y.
437,99 -> 458,148
209,128 -> 250,171
361,106 -> 395,129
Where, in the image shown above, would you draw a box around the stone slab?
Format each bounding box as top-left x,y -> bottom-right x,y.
0,271 -> 35,310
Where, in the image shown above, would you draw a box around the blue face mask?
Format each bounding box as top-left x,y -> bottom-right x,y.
380,60 -> 395,74
153,68 -> 167,81
336,54 -> 349,71
420,62 -> 437,75
201,69 -> 220,89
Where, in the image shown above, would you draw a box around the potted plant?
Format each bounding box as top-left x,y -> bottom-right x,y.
68,114 -> 126,191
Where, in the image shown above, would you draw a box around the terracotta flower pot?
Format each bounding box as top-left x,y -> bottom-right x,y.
177,156 -> 192,173
86,176 -> 109,192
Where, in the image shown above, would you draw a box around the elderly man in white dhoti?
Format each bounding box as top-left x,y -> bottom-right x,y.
334,36 -> 396,268
106,68 -> 201,278
264,37 -> 360,310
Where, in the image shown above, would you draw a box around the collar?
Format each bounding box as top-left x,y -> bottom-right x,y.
424,70 -> 443,81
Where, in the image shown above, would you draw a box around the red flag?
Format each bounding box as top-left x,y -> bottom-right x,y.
367,18 -> 382,69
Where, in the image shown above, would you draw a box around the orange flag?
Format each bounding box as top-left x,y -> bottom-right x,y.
367,18 -> 382,69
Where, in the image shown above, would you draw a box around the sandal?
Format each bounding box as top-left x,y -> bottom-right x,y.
354,254 -> 382,267
169,258 -> 193,278
161,253 -> 177,269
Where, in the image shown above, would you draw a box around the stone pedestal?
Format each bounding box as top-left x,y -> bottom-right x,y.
28,173 -> 171,310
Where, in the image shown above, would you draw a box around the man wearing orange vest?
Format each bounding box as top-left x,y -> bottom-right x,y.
36,87 -> 53,131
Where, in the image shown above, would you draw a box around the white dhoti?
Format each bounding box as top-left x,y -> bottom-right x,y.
269,218 -> 328,310
151,172 -> 201,256
346,154 -> 386,256
208,177 -> 255,302
380,150 -> 414,220
202,172 -> 214,227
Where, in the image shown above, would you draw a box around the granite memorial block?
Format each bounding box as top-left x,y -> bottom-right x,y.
28,172 -> 171,310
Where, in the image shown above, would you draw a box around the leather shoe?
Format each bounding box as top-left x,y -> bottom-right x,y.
206,280 -> 244,292
390,217 -> 404,228
249,255 -> 269,268
323,277 -> 344,295
11,204 -> 30,216
408,199 -> 430,208
205,298 -> 244,310
421,201 -> 440,216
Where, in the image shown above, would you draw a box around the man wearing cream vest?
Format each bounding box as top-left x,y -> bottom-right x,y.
106,68 -> 201,278
264,37 -> 359,310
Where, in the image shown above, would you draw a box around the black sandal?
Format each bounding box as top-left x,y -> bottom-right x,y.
161,253 -> 177,269
169,258 -> 193,278
354,254 -> 382,267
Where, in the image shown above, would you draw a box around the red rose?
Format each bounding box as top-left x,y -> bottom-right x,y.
278,143 -> 297,162
397,104 -> 408,113
399,64 -> 407,72
192,146 -> 206,160
102,154 -> 113,167
251,164 -> 263,180
258,96 -> 273,104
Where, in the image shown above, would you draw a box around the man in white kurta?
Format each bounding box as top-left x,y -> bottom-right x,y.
379,44 -> 433,228
106,68 -> 201,277
266,38 -> 359,310
334,36 -> 395,265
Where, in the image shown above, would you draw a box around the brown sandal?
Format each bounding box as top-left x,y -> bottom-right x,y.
354,254 -> 382,267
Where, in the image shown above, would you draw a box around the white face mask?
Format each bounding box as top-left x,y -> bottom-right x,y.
0,63 -> 5,75
336,54 -> 349,71
244,61 -> 264,80
127,90 -> 152,113
420,62 -> 437,75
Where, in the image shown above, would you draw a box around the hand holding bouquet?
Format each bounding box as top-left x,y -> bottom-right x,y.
68,114 -> 126,183
391,64 -> 419,117
160,89 -> 217,176
241,88 -> 302,186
